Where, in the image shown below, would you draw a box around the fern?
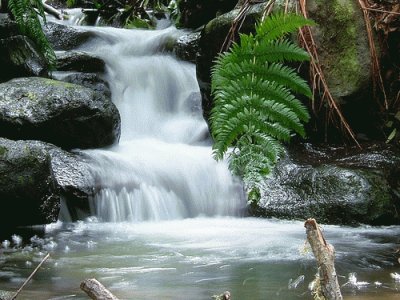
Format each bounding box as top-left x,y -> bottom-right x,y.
210,12 -> 314,188
8,0 -> 57,68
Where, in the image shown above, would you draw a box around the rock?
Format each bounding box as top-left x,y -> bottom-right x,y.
47,146 -> 95,220
197,3 -> 268,122
43,21 -> 96,50
56,50 -> 105,73
175,0 -> 236,29
306,0 -> 372,101
173,32 -> 200,63
0,77 -> 120,150
0,137 -> 96,228
0,35 -> 49,83
0,13 -> 18,39
51,71 -> 111,98
0,138 -> 60,228
252,143 -> 400,225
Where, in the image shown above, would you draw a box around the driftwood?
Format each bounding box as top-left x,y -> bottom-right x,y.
42,0 -> 63,20
11,253 -> 50,300
305,219 -> 343,300
80,278 -> 119,300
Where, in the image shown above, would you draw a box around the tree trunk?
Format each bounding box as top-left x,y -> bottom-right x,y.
80,278 -> 119,300
304,218 -> 343,300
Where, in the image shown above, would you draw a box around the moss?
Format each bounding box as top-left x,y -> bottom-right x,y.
0,146 -> 7,156
43,78 -> 75,88
313,0 -> 365,97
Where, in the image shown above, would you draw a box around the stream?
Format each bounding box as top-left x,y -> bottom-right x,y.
1,12 -> 400,299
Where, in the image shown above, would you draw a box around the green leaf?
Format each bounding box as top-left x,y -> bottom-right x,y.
210,12 -> 313,189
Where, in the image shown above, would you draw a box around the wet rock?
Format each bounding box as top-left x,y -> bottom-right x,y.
0,13 -> 18,39
56,50 -> 105,73
0,138 -> 60,228
47,146 -> 95,220
175,0 -> 236,29
51,71 -> 111,98
173,32 -> 200,63
0,77 -> 120,150
43,21 -> 96,50
197,3 -> 268,122
253,144 -> 400,225
0,35 -> 49,83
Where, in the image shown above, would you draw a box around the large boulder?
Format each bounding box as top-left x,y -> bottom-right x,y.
0,138 -> 60,228
306,0 -> 372,101
43,21 -> 96,50
252,144 -> 400,225
0,137 -> 96,229
0,35 -> 49,83
0,77 -> 120,149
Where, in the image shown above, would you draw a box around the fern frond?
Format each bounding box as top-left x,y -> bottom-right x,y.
255,12 -> 315,42
214,38 -> 310,67
213,61 -> 312,98
210,13 -> 314,188
8,0 -> 56,68
212,76 -> 310,122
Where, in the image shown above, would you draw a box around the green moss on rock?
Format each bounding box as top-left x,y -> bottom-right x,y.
306,0 -> 371,99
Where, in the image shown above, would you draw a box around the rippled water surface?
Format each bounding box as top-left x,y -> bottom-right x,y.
1,218 -> 400,299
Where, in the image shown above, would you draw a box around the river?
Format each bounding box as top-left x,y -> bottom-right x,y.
1,11 -> 400,299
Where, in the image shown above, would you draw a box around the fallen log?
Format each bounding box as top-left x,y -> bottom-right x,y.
42,0 -> 63,20
304,218 -> 343,300
80,278 -> 119,300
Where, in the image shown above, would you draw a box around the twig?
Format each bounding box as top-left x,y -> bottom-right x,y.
362,7 -> 400,15
305,219 -> 343,300
358,0 -> 388,110
11,253 -> 50,300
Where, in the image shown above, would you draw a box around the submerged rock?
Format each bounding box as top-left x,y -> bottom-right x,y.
253,144 -> 400,225
0,138 -> 60,228
0,77 -> 120,150
0,35 -> 49,83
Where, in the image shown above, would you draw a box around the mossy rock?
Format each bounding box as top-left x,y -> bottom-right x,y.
0,138 -> 60,228
0,77 -> 120,150
253,143 -> 400,225
306,0 -> 372,101
0,35 -> 49,83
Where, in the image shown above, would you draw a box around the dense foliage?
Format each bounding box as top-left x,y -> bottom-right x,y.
8,0 -> 56,67
210,13 -> 314,187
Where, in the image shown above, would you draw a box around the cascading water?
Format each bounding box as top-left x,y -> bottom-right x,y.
2,15 -> 400,300
76,26 -> 245,222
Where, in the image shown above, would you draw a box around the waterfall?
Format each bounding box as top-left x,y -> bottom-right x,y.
76,26 -> 245,222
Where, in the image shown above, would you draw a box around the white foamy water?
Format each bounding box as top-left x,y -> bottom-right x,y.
69,26 -> 246,222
